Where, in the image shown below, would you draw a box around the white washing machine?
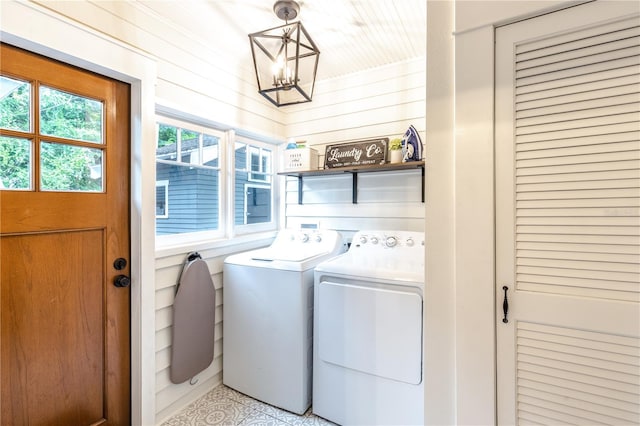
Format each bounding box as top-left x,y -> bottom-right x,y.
313,230 -> 425,425
223,228 -> 344,415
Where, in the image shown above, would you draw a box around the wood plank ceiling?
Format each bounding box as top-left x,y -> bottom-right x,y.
136,0 -> 427,83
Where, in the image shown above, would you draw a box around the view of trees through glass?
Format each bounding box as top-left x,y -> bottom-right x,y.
0,76 -> 103,191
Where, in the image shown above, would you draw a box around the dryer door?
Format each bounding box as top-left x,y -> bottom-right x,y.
317,281 -> 423,385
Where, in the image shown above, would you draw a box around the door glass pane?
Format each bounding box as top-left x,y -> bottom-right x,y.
180,129 -> 200,165
0,76 -> 31,132
39,86 -> 103,144
40,142 -> 103,192
0,136 -> 31,190
157,124 -> 177,161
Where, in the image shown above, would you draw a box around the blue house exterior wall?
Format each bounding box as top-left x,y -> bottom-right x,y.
156,163 -> 219,235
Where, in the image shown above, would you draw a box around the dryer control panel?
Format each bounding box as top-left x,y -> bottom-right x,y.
314,230 -> 425,293
351,231 -> 424,251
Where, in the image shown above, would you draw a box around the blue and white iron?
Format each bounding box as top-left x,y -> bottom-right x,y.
401,124 -> 423,162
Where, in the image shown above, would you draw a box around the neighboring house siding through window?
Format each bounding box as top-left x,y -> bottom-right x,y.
155,116 -> 276,240
155,164 -> 219,235
234,141 -> 273,225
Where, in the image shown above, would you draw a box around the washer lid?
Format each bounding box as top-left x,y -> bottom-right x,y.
224,229 -> 346,271
250,246 -> 327,262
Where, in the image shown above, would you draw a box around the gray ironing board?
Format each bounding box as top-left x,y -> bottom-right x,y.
170,252 -> 216,384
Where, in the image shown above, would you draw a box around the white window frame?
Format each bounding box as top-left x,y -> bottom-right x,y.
155,115 -> 226,248
232,135 -> 277,235
155,179 -> 169,219
154,111 -> 279,248
243,182 -> 271,225
247,145 -> 272,183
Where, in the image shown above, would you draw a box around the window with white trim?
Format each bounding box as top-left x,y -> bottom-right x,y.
234,139 -> 273,227
155,118 -> 224,237
154,114 -> 277,243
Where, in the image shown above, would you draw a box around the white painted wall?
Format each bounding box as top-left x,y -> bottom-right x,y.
424,2 -> 455,424
455,0 -> 585,33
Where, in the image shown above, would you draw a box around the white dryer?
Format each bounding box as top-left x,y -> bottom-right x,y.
223,228 -> 344,415
313,230 -> 425,425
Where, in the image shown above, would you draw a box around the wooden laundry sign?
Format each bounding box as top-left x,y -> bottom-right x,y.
324,138 -> 388,169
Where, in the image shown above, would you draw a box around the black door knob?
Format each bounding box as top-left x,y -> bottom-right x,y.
114,275 -> 131,288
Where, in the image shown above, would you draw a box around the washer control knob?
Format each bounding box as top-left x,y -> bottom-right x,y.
370,236 -> 379,245
359,236 -> 368,244
314,234 -> 322,242
385,236 -> 397,248
406,238 -> 414,247
299,233 -> 309,242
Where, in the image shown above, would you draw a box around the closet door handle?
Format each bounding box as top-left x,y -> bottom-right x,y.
502,286 -> 509,323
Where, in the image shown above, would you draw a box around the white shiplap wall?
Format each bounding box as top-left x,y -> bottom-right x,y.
283,58 -> 426,239
153,237 -> 273,422
284,170 -> 425,240
286,58 -> 425,145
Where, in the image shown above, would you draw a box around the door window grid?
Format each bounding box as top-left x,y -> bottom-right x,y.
0,75 -> 105,192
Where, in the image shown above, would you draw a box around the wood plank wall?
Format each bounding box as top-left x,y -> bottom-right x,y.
286,58 -> 426,146
154,237 -> 273,421
282,58 -> 426,239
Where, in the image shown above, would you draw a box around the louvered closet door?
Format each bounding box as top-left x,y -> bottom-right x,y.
496,2 -> 640,424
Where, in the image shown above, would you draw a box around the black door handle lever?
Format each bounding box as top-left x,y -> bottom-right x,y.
502,286 -> 509,323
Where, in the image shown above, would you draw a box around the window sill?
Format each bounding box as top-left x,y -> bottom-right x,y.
155,230 -> 277,259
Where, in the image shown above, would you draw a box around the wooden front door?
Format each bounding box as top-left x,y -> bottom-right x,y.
495,2 -> 639,424
0,44 -> 131,425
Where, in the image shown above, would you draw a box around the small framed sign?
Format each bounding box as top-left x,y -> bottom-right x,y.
324,138 -> 388,169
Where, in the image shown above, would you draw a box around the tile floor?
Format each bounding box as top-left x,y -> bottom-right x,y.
162,385 -> 336,426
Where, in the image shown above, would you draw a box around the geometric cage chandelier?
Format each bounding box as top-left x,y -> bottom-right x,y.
248,0 -> 320,107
